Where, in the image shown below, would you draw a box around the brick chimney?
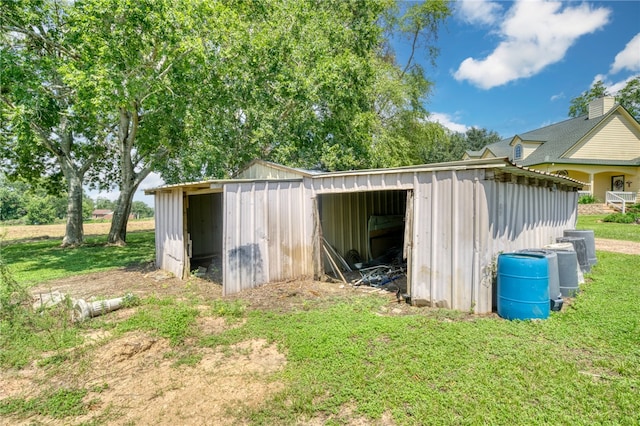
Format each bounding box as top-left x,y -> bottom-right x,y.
588,96 -> 615,119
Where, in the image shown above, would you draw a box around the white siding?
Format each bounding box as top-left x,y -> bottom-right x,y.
565,112 -> 640,160
154,189 -> 185,278
222,181 -> 314,295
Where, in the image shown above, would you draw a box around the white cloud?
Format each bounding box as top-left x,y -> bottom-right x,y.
602,74 -> 640,95
427,112 -> 469,133
610,33 -> 640,74
550,92 -> 565,102
456,0 -> 503,26
139,172 -> 165,191
454,1 -> 611,89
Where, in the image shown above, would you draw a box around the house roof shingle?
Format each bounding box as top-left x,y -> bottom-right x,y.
471,104 -> 640,167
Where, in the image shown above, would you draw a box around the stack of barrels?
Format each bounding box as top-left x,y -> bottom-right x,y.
497,229 -> 596,320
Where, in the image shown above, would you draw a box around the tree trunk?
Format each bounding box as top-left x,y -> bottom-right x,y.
61,169 -> 84,247
108,185 -> 135,245
107,106 -> 151,245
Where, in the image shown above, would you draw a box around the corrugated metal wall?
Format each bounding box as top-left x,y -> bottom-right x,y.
319,190 -> 406,262
154,189 -> 185,278
222,180 -> 315,295
409,169 -> 578,313
152,162 -> 579,314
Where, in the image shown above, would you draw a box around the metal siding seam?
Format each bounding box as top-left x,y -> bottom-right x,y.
274,182 -> 282,280
451,171 -> 458,310
472,174 -> 480,313
430,171 -> 437,307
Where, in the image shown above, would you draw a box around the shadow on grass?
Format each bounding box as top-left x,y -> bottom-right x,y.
1,231 -> 156,284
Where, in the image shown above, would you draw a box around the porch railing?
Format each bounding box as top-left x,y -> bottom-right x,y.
605,191 -> 636,213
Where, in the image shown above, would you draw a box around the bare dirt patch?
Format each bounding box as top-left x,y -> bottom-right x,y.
30,263 -> 223,302
5,265 -> 417,425
3,332 -> 287,426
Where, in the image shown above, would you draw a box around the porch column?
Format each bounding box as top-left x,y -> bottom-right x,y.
589,173 -> 594,196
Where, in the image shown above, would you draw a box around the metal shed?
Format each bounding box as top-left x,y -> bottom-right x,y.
146,158 -> 583,314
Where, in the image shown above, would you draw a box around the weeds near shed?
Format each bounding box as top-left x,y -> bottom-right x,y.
0,247 -> 82,369
0,388 -> 88,418
115,297 -> 199,345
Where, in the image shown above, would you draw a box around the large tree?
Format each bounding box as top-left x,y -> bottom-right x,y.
1,0 -> 223,245
1,0 -> 108,245
66,0 -> 220,245
2,0 -> 454,246
569,77 -> 640,121
161,0 -> 454,181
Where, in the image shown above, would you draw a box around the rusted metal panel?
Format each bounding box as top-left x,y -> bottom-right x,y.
222,181 -> 314,295
406,169 -> 578,314
313,172 -> 414,194
154,189 -> 185,279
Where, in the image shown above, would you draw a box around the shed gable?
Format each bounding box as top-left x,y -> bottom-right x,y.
235,159 -> 309,180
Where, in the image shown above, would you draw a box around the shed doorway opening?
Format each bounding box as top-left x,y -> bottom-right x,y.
318,190 -> 413,297
186,192 -> 223,282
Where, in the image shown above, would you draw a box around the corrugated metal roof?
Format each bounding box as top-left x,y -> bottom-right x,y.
145,157 -> 584,194
308,157 -> 585,187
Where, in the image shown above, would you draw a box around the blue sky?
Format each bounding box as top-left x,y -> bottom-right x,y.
394,0 -> 640,137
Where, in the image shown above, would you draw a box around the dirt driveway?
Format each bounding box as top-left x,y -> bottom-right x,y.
595,238 -> 640,255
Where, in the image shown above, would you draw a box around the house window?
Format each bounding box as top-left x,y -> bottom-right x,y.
514,144 -> 523,160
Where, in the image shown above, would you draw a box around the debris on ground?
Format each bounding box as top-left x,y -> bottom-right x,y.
322,245 -> 408,302
32,290 -> 137,321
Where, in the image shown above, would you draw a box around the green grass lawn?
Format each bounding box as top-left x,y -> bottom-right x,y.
577,215 -> 640,242
1,222 -> 639,424
0,231 -> 155,285
200,250 -> 640,424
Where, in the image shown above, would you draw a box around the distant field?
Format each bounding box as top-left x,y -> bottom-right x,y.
0,219 -> 155,241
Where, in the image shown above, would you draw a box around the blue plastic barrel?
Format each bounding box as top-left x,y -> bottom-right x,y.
517,249 -> 563,311
497,253 -> 550,320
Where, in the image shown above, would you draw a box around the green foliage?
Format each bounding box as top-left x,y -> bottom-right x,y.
95,197 -> 116,211
0,388 -> 89,418
603,212 -> 639,224
576,215 -> 640,242
82,195 -> 95,221
0,177 -> 27,221
210,300 -> 246,319
1,231 -> 155,285
25,196 -> 58,225
116,297 -> 199,345
0,248 -> 30,323
131,201 -> 154,218
569,77 -> 640,121
578,194 -> 597,204
1,243 -> 83,368
627,203 -> 640,214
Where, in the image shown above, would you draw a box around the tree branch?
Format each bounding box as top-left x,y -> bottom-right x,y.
1,24 -> 81,61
